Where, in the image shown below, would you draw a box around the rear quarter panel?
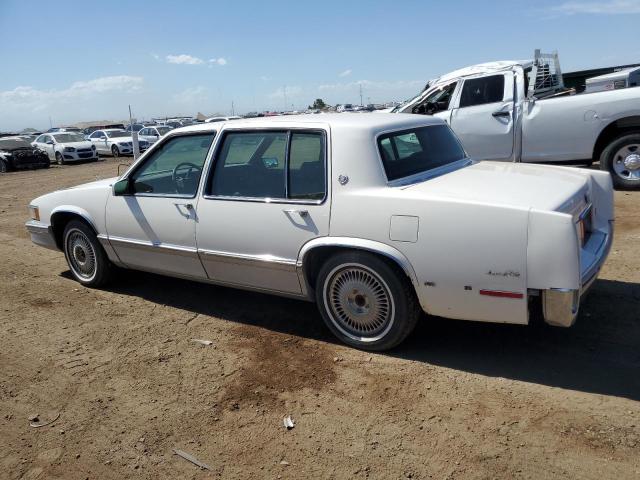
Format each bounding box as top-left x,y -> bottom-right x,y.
330,188 -> 531,325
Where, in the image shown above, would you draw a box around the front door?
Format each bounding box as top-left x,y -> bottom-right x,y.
449,72 -> 516,161
89,131 -> 109,154
195,128 -> 330,295
35,135 -> 55,160
105,132 -> 216,278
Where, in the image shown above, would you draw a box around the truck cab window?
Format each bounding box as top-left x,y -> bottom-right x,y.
410,82 -> 458,115
459,75 -> 505,108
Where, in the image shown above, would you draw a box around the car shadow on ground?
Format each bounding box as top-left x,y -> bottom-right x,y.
81,269 -> 640,401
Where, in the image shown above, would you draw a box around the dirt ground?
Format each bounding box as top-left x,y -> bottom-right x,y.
1,158 -> 639,480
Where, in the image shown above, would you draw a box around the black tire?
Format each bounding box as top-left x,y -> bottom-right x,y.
63,220 -> 113,287
55,152 -> 65,165
111,145 -> 120,157
0,159 -> 8,173
315,251 -> 420,351
600,133 -> 640,190
42,162 -> 50,169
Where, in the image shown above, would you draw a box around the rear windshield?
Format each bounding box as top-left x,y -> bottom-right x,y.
377,125 -> 466,181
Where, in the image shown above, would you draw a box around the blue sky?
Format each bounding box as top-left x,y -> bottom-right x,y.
1,0 -> 639,130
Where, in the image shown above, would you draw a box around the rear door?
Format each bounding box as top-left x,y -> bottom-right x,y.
449,72 -> 516,161
195,128 -> 330,295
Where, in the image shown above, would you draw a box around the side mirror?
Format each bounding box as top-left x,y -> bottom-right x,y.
113,178 -> 131,196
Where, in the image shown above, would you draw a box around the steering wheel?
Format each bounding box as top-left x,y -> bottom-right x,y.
172,162 -> 202,194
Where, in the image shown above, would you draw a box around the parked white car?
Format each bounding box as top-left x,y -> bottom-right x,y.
137,125 -> 173,145
336,104 -> 354,113
32,132 -> 97,165
87,129 -> 149,157
204,116 -> 242,123
394,51 -> 640,189
25,114 -> 613,350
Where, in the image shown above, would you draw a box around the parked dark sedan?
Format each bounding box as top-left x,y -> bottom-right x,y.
0,137 -> 50,173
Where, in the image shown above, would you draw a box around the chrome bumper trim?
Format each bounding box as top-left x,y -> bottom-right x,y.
25,220 -> 59,251
542,221 -> 613,328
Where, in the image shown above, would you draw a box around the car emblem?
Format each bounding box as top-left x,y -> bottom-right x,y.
338,175 -> 349,185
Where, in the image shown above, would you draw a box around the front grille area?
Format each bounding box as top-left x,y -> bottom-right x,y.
77,148 -> 92,153
13,150 -> 47,166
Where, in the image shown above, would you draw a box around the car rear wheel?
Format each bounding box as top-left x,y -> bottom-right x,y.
0,159 -> 8,173
111,145 -> 120,157
63,220 -> 113,287
600,133 -> 640,190
315,251 -> 420,351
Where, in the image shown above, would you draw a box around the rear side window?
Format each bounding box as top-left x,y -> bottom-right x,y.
377,125 -> 466,181
459,74 -> 505,108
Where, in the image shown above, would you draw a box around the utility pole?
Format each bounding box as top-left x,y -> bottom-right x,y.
129,105 -> 140,160
231,100 -> 235,116
283,86 -> 287,112
49,116 -> 52,129
359,83 -> 363,106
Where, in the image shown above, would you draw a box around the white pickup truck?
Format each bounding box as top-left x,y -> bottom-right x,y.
394,52 -> 640,189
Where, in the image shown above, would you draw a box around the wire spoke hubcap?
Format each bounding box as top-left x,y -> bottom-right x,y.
613,144 -> 640,181
66,230 -> 96,279
324,264 -> 395,342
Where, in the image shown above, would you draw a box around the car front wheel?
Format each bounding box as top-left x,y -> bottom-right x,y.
111,145 -> 120,157
315,251 -> 420,351
63,220 -> 113,287
0,159 -> 8,173
55,152 -> 65,165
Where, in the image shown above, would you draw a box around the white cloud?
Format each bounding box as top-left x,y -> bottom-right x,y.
339,69 -> 352,77
550,0 -> 640,14
166,54 -> 204,65
207,57 -> 228,66
268,86 -> 303,99
173,86 -> 208,105
0,75 -> 143,106
0,76 -> 145,129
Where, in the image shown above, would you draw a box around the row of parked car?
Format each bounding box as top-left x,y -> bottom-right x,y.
0,124 -> 177,172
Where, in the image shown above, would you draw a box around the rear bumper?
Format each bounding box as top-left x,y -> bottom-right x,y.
542,220 -> 614,327
25,220 -> 58,251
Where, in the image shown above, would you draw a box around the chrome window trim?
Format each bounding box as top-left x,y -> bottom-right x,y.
201,128 -> 328,205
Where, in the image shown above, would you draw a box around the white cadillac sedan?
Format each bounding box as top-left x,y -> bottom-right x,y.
87,129 -> 149,157
25,114 -> 614,350
32,132 -> 98,165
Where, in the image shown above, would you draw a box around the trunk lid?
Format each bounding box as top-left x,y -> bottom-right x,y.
403,161 -> 590,214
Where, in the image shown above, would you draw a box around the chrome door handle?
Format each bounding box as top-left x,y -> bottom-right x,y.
492,110 -> 511,118
284,209 -> 308,218
174,202 -> 193,210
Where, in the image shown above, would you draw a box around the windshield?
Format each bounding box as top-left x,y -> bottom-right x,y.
377,125 -> 467,181
0,138 -> 32,149
156,127 -> 172,135
106,130 -> 129,138
53,133 -> 85,143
